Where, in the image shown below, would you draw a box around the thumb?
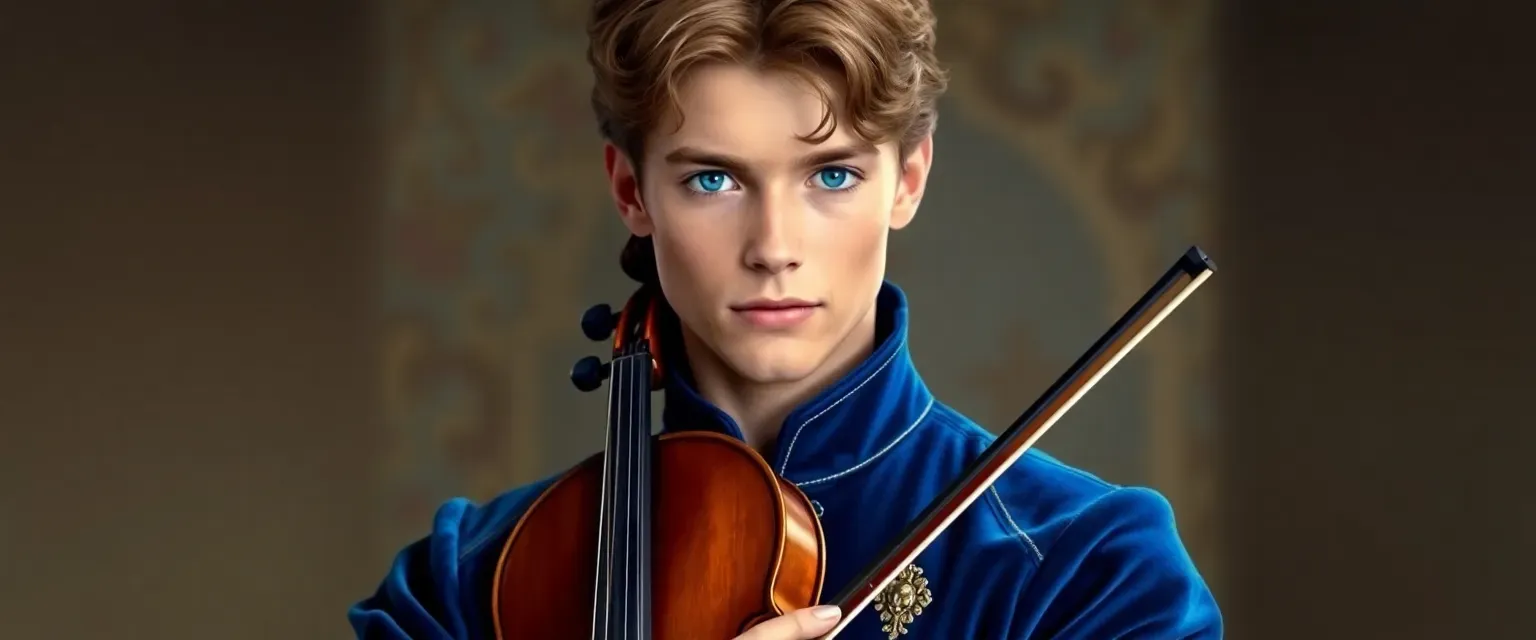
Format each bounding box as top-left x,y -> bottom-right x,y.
736,605 -> 842,639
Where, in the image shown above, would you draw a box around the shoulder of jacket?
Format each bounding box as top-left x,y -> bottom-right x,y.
434,471 -> 567,566
921,401 -> 1126,565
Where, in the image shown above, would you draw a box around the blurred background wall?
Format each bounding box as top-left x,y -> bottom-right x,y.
1,1 -> 1531,639
370,0 -> 1223,591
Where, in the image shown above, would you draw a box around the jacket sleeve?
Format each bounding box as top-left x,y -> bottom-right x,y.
348,488 -> 542,639
1024,487 -> 1223,639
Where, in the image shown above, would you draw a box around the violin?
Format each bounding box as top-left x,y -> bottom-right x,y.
489,247 -> 1216,639
490,283 -> 826,639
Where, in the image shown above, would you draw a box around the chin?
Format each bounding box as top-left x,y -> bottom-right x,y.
718,343 -> 823,385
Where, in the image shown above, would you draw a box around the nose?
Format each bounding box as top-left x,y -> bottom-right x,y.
742,191 -> 803,275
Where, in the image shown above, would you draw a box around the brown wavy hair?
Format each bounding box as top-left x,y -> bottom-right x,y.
586,0 -> 949,285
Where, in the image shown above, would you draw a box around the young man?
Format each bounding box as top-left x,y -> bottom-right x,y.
350,0 -> 1222,638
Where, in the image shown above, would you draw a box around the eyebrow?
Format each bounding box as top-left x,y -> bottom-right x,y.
661,142 -> 878,173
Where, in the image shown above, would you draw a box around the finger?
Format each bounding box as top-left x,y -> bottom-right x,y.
736,605 -> 842,639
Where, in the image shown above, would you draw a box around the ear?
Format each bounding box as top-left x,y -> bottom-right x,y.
605,142 -> 653,236
890,135 -> 933,231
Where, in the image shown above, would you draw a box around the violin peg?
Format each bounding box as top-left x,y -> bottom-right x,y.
580,303 -> 618,341
570,355 -> 610,392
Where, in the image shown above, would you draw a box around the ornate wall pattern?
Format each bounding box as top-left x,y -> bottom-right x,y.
375,0 -> 1221,591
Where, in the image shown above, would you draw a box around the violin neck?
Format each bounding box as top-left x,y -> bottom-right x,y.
591,349 -> 655,640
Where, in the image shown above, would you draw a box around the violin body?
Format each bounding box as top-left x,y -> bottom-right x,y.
492,431 -> 825,638
490,286 -> 825,639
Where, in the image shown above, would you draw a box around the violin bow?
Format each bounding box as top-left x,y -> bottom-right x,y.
819,246 -> 1217,639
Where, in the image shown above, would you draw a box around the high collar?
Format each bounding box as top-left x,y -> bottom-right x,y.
659,282 -> 935,486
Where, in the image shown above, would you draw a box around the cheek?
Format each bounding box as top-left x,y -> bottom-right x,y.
653,227 -> 719,286
826,216 -> 887,280
646,193 -> 737,311
817,190 -> 891,275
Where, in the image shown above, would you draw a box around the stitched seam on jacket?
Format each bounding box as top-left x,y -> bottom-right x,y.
778,342 -> 905,475
1045,486 -> 1124,552
990,485 -> 1045,564
795,397 -> 934,487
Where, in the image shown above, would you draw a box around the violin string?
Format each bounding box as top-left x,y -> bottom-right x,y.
591,358 -> 604,638
645,355 -> 652,638
635,350 -> 648,640
604,354 -> 627,640
591,351 -> 613,640
599,353 -> 612,640
636,348 -> 654,640
635,351 -> 647,639
645,351 -> 654,638
622,351 -> 633,639
620,353 -> 634,640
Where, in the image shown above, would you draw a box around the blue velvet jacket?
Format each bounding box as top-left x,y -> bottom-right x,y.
350,283 -> 1222,639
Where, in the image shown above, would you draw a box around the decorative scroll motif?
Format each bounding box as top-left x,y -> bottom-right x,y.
374,0 -> 623,558
936,0 -> 1221,589
872,564 -> 933,638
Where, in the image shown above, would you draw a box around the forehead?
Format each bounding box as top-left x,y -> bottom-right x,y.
650,63 -> 862,156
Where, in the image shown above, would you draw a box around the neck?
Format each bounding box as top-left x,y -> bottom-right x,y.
680,307 -> 878,455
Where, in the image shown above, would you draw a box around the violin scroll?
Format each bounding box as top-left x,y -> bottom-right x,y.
567,286 -> 668,393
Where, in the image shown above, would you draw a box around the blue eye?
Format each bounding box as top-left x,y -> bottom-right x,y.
686,170 -> 735,194
814,167 -> 857,190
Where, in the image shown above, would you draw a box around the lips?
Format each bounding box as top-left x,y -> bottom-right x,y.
730,298 -> 820,312
731,298 -> 822,329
